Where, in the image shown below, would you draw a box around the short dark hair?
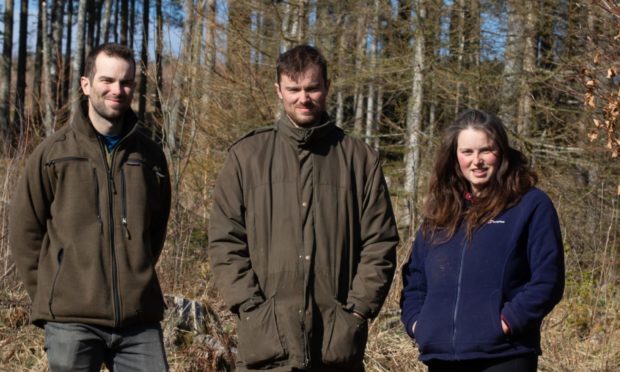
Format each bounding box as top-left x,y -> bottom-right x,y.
276,44 -> 328,85
83,43 -> 136,80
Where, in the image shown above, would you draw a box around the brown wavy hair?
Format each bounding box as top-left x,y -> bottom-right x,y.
276,44 -> 328,85
422,109 -> 537,241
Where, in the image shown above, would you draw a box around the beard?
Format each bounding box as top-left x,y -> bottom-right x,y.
89,95 -> 130,123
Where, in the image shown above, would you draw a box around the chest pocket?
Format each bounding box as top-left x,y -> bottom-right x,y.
121,158 -> 165,230
46,156 -> 100,227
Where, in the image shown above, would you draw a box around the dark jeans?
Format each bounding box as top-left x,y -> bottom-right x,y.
427,354 -> 538,372
44,322 -> 168,372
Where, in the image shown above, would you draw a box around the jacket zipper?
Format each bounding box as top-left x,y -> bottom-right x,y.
93,168 -> 103,234
45,156 -> 88,166
97,140 -> 122,327
452,239 -> 468,355
120,168 -> 130,239
48,248 -> 64,319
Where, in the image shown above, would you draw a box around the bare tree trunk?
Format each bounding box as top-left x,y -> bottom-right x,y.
518,0 -> 537,135
453,0 -> 465,115
70,0 -> 88,121
499,0 -> 525,129
204,0 -> 216,73
201,0 -> 216,112
129,0 -> 136,49
426,0 -> 442,153
365,0 -> 380,147
101,0 -> 114,43
86,0 -> 97,57
114,0 -> 120,43
0,0 -> 14,145
51,0 -> 64,116
63,0 -> 74,104
281,1 -> 292,51
154,0 -> 164,124
374,85 -> 383,150
297,0 -> 308,43
283,1 -> 299,49
467,0 -> 481,106
251,0 -> 261,71
42,0 -> 56,136
335,13 -> 347,129
404,0 -> 426,232
120,0 -> 128,45
138,0 -> 150,122
14,0 -> 28,138
192,1 -> 206,65
32,1 -> 44,129
353,11 -> 366,135
94,0 -> 102,45
182,0 -> 195,60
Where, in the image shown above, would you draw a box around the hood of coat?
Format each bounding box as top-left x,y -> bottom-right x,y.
276,112 -> 337,148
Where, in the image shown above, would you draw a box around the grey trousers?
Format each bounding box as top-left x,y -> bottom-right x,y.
44,322 -> 168,372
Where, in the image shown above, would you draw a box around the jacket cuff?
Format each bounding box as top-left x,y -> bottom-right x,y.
345,299 -> 372,319
406,318 -> 416,339
501,306 -> 524,335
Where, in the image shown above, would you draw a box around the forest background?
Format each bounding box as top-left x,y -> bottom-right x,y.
0,0 -> 618,371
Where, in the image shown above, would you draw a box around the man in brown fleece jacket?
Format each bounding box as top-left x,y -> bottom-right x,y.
9,43 -> 171,372
209,45 -> 399,371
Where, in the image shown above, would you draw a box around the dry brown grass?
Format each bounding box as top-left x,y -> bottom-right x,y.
1,157 -> 619,371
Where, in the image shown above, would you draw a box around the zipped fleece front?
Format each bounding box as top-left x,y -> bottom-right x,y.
209,115 -> 399,371
400,188 -> 565,362
9,104 -> 171,328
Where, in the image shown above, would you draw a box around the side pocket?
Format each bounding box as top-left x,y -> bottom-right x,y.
321,301 -> 368,369
48,248 -> 64,319
236,297 -> 286,367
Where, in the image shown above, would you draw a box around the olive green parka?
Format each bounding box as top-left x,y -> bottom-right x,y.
209,115 -> 399,371
9,104 -> 171,328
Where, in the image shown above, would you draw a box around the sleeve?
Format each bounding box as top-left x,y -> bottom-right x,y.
208,149 -> 264,313
9,147 -> 54,300
500,194 -> 565,335
150,150 -> 171,263
346,159 -> 399,319
400,231 -> 428,339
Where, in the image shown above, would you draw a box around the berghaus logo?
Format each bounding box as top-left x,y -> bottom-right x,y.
488,219 -> 506,224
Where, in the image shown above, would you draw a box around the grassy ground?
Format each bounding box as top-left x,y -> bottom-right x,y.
1,245 -> 618,372
1,153 -> 618,371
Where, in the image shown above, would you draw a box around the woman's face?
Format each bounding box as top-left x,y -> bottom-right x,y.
456,128 -> 499,195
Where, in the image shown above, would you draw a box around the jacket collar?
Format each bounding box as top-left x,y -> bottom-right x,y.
72,100 -> 139,141
276,112 -> 336,148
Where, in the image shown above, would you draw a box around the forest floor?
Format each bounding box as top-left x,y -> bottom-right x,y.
0,241 -> 618,372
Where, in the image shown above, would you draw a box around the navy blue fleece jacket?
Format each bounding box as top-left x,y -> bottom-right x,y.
401,188 -> 565,362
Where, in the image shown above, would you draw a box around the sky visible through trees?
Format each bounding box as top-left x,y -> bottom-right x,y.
0,2 -> 618,369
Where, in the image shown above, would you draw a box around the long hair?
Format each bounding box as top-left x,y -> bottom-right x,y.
422,109 -> 537,241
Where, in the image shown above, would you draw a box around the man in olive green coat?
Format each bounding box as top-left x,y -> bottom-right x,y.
10,43 -> 170,371
209,44 -> 399,371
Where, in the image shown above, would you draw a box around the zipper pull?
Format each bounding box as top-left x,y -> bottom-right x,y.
109,171 -> 117,194
153,166 -> 166,178
122,217 -> 131,239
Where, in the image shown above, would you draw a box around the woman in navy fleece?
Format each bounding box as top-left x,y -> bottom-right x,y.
401,110 -> 564,372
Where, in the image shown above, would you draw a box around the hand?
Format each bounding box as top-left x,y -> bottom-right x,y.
501,319 -> 510,335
